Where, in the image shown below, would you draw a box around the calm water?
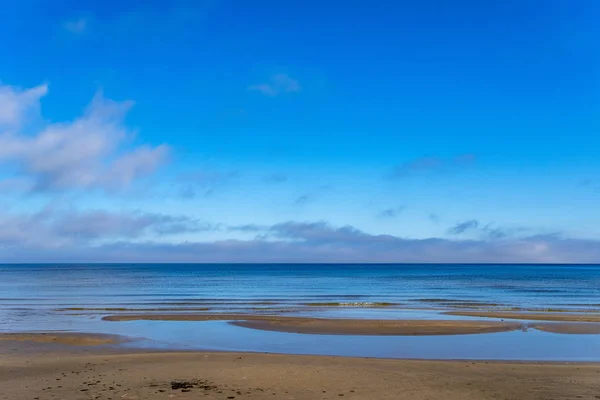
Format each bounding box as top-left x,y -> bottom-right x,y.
1,264 -> 599,361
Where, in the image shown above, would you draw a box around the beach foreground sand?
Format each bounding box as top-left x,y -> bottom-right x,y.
1,334 -> 599,400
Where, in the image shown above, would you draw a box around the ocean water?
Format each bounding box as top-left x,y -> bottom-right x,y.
1,264 -> 599,361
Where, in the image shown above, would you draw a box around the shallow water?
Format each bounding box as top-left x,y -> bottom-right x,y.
1,264 -> 599,361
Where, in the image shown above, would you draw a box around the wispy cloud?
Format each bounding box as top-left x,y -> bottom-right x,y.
177,170 -> 239,198
228,224 -> 266,233
378,206 -> 405,218
264,174 -> 288,184
294,195 -> 311,205
63,18 -> 88,34
293,185 -> 333,206
447,219 -> 480,235
0,83 -> 48,128
447,219 -> 528,240
248,73 -> 301,97
0,83 -> 168,192
391,154 -> 476,178
429,213 -> 441,224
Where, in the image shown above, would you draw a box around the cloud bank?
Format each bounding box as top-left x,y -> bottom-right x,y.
1,218 -> 598,263
0,207 -> 211,250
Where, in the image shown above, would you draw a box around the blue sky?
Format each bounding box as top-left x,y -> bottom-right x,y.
0,0 -> 599,262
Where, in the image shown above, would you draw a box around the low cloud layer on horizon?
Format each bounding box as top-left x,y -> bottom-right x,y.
1,212 -> 599,263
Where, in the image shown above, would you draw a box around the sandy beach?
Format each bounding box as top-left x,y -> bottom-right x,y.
1,333 -> 599,400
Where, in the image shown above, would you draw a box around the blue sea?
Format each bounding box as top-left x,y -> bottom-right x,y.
1,264 -> 599,361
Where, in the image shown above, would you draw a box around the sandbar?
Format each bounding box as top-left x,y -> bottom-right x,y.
103,314 -> 522,335
445,311 -> 600,322
531,323 -> 600,334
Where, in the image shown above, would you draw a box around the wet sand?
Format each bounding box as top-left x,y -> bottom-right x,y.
103,314 -> 523,335
1,334 -> 599,400
445,311 -> 600,322
531,323 -> 600,334
230,319 -> 523,335
0,332 -> 122,346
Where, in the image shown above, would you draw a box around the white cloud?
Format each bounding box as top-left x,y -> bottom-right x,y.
248,73 -> 301,97
0,83 -> 169,192
63,18 -> 88,34
0,207 -> 210,250
0,83 -> 48,128
104,145 -> 170,190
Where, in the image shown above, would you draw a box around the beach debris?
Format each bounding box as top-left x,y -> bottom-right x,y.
168,379 -> 219,392
170,381 -> 194,390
